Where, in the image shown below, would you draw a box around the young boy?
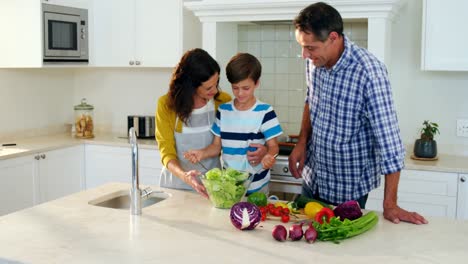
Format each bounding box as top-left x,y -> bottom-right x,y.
185,53 -> 283,194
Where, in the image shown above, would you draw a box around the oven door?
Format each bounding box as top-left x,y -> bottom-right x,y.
43,12 -> 81,58
269,155 -> 303,194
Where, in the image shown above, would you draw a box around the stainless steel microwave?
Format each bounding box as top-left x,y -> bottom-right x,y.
42,3 -> 88,63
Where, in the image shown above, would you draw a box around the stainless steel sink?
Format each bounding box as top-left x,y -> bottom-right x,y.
88,190 -> 170,210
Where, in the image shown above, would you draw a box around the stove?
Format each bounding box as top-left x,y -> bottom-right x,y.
269,155 -> 303,194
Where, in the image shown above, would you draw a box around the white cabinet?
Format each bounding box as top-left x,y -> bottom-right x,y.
0,1 -> 42,68
139,148 -> 164,186
85,144 -> 132,188
0,155 -> 37,216
0,145 -> 84,215
421,0 -> 468,71
37,146 -> 85,203
85,144 -> 162,189
41,0 -> 89,9
92,0 -> 186,67
367,170 -> 458,219
0,1 -> 90,68
457,174 -> 468,220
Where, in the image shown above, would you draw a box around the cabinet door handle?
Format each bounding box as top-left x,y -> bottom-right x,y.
461,176 -> 466,183
129,60 -> 135,65
135,60 -> 141,66
40,154 -> 46,159
34,155 -> 40,160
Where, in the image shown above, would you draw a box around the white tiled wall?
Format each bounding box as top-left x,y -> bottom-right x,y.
237,22 -> 368,135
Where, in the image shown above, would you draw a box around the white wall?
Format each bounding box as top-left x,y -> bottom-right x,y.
235,22 -> 368,136
0,69 -> 74,141
1,0 -> 468,155
71,68 -> 172,135
390,0 -> 468,155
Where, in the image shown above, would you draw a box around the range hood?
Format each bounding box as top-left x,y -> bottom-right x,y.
185,0 -> 408,64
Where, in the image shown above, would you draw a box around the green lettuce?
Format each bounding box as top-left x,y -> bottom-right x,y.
202,168 -> 250,208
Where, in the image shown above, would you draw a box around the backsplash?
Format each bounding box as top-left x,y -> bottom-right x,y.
237,21 -> 368,135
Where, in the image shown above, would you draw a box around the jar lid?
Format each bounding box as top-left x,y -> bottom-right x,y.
74,98 -> 94,110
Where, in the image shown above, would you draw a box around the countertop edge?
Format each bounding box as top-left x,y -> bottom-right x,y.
1,133 -> 468,174
0,133 -> 158,161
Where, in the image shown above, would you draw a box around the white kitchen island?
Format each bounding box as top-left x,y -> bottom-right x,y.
0,182 -> 467,264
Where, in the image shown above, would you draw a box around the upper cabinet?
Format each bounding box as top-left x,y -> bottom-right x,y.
1,1 -> 43,68
41,0 -> 88,9
92,0 -> 197,67
421,0 -> 468,71
0,0 -> 90,68
1,0 -> 198,68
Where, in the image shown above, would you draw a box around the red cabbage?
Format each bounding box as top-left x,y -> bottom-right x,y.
230,202 -> 261,230
333,200 -> 363,220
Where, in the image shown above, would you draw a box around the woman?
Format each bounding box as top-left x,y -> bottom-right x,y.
156,49 -> 266,198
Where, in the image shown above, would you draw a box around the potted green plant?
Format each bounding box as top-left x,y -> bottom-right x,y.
413,120 -> 440,158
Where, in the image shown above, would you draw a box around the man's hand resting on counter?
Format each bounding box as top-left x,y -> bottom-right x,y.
383,205 -> 429,225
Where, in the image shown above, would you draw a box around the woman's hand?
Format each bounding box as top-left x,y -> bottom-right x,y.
247,143 -> 267,167
184,170 -> 208,198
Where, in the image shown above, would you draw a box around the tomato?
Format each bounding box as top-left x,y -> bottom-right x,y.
269,206 -> 276,215
272,207 -> 282,217
282,208 -> 290,215
261,212 -> 267,221
281,214 -> 290,223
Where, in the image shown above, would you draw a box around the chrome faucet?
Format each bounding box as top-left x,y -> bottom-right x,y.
129,127 -> 152,215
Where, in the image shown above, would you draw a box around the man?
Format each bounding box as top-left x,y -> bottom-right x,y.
289,2 -> 427,225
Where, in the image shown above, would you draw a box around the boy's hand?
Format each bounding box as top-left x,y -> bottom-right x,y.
183,150 -> 203,164
261,153 -> 276,169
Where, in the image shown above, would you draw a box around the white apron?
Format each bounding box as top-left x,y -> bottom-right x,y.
159,101 -> 220,190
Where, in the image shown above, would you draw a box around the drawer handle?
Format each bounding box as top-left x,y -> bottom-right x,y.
461,176 -> 466,183
270,179 -> 302,186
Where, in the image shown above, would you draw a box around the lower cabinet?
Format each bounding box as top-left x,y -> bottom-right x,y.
85,144 -> 162,189
367,169 -> 458,219
0,145 -> 85,216
0,155 -> 36,216
457,174 -> 468,220
37,145 -> 85,203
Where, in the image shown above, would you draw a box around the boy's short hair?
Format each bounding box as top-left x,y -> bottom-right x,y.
226,53 -> 261,84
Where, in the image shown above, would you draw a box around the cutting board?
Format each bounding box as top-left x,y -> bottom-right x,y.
266,209 -> 311,222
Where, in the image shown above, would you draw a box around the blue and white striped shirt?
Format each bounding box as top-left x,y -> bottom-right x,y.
211,100 -> 283,193
302,36 -> 405,203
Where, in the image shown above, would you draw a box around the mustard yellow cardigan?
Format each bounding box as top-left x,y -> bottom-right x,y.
155,91 -> 231,167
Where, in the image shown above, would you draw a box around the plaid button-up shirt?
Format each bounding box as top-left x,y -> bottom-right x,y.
302,36 -> 405,204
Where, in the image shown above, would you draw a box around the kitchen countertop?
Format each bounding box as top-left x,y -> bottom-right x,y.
0,182 -> 466,264
0,133 -> 158,160
1,133 -> 468,174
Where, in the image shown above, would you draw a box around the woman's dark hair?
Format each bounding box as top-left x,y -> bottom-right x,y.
293,2 -> 343,41
168,48 -> 220,124
226,53 -> 261,84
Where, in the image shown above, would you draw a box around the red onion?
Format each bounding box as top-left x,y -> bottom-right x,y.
289,223 -> 304,241
230,202 -> 261,230
304,222 -> 318,243
272,225 -> 287,242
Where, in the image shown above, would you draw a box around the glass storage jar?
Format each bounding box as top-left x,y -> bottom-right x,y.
74,98 -> 94,138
